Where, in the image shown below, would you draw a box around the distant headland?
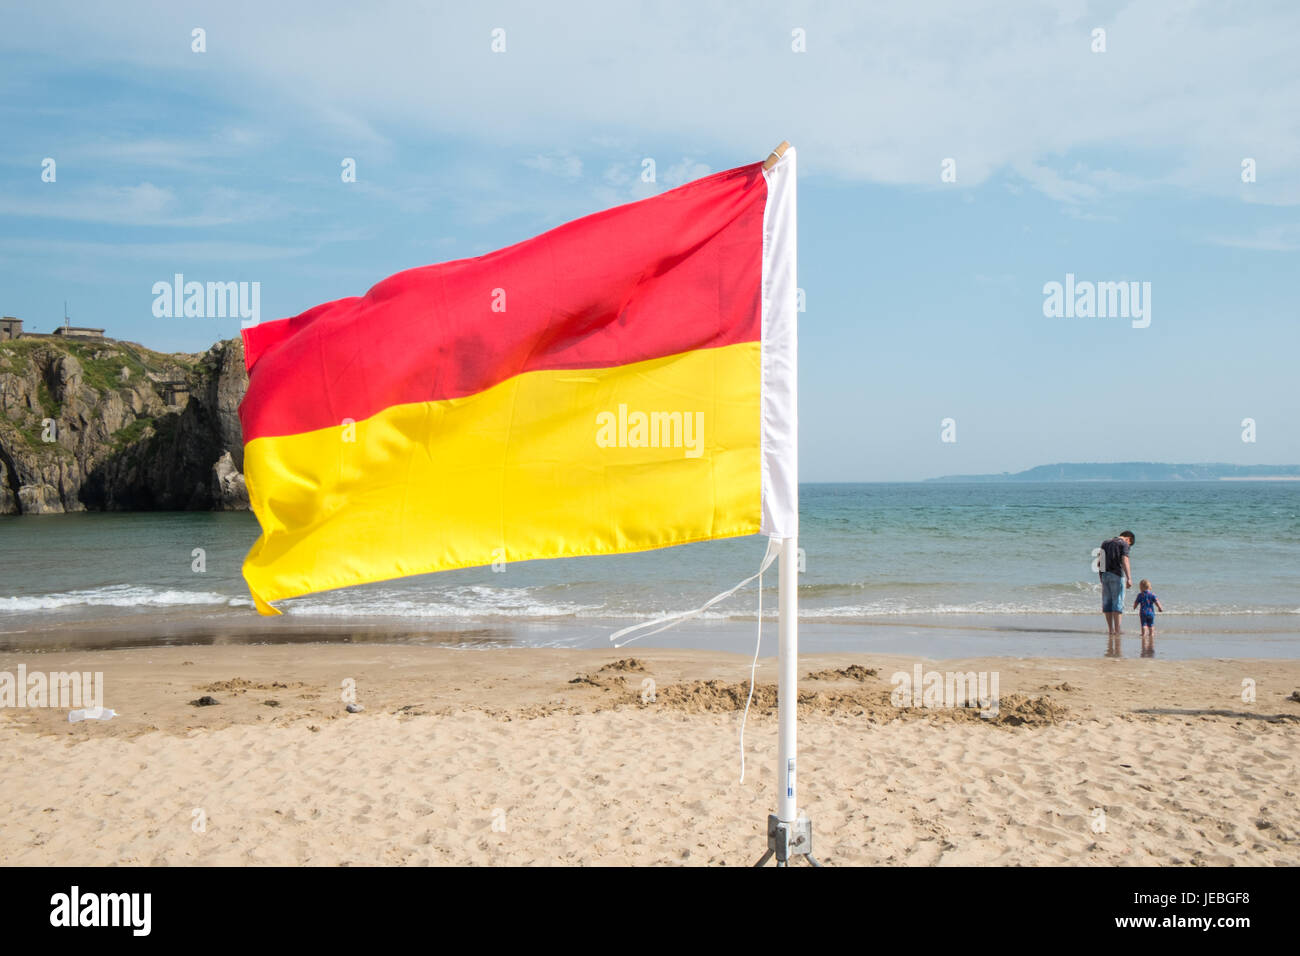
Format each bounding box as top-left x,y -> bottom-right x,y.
927,462 -> 1300,482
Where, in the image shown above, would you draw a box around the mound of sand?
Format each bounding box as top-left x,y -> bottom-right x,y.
650,679 -> 1068,727
806,665 -> 878,682
599,658 -> 648,673
200,678 -> 310,694
568,673 -> 628,693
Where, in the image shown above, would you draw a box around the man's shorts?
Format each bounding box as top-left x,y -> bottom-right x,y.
1101,572 -> 1125,613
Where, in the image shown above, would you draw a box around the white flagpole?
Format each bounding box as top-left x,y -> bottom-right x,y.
777,534 -> 798,824
762,141 -> 799,826
755,142 -> 816,865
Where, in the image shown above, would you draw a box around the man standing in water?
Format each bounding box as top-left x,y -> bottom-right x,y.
1099,530 -> 1135,637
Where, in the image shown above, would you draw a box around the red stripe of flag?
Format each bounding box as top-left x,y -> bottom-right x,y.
240,163 -> 767,442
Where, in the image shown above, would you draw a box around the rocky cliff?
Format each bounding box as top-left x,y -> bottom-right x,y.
0,336 -> 249,514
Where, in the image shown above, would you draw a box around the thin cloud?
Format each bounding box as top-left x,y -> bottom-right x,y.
1206,225 -> 1300,252
0,237 -> 314,261
5,0 -> 1298,207
0,183 -> 286,227
521,150 -> 583,179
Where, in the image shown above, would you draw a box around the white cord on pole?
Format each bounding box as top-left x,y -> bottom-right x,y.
739,553 -> 765,783
605,539 -> 782,787
609,538 -> 780,647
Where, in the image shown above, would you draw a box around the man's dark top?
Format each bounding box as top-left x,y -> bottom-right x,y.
1100,537 -> 1130,579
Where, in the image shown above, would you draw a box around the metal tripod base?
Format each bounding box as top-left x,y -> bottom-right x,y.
754,813 -> 823,867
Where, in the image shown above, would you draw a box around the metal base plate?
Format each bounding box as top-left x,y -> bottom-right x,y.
754,814 -> 822,867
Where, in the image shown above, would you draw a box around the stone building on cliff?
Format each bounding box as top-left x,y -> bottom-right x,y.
0,315 -> 107,341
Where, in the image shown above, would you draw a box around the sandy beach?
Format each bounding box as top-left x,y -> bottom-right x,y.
2,643 -> 1297,866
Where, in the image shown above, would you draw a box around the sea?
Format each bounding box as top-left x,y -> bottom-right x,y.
3,482 -> 1298,659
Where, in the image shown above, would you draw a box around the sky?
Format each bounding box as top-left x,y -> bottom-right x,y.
1,0 -> 1297,480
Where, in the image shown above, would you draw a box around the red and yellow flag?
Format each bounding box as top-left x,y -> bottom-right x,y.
239,148 -> 797,615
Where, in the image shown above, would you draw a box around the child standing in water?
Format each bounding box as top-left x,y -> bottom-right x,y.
1133,579 -> 1164,637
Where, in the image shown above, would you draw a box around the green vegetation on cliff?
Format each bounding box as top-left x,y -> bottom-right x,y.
0,336 -> 249,514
